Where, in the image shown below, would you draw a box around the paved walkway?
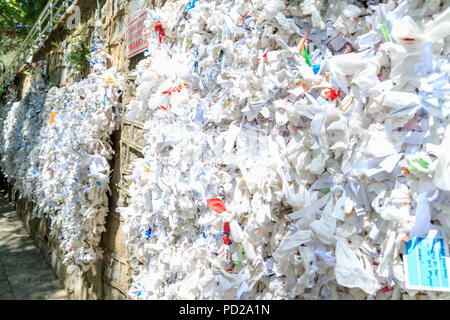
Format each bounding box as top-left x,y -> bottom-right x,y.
0,189 -> 68,300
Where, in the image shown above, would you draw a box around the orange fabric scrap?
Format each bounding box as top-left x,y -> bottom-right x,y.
49,112 -> 57,126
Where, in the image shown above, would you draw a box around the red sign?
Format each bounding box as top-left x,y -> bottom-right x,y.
127,10 -> 149,58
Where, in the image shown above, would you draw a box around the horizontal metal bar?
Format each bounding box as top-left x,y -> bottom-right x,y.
19,0 -> 55,52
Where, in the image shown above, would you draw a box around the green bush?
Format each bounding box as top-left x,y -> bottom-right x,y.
66,23 -> 91,74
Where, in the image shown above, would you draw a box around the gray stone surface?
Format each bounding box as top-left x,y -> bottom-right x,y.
129,0 -> 147,21
0,190 -> 68,300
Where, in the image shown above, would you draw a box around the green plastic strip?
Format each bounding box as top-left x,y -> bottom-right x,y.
380,24 -> 390,42
412,158 -> 429,169
302,49 -> 311,66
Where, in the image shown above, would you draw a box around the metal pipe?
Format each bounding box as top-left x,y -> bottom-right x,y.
97,0 -> 102,19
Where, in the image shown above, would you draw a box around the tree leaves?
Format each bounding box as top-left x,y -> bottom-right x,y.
0,0 -> 47,61
0,0 -> 47,31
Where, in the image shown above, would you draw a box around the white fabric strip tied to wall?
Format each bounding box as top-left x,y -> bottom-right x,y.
119,0 -> 450,300
0,20 -> 123,273
0,84 -> 18,156
0,61 -> 48,199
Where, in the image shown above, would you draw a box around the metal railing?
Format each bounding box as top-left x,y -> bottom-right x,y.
0,0 -> 75,91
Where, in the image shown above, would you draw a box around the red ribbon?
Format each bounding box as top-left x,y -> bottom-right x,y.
207,198 -> 227,213
381,286 -> 392,293
154,21 -> 165,43
222,222 -> 232,245
325,89 -> 340,101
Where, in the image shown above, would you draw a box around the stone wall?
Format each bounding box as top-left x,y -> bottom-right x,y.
5,0 -> 167,300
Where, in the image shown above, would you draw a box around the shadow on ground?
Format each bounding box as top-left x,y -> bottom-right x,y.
0,190 -> 68,300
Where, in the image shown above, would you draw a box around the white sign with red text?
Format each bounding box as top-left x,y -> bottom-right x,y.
127,10 -> 149,58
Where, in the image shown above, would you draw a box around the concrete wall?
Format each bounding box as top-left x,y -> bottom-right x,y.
6,0 -> 167,300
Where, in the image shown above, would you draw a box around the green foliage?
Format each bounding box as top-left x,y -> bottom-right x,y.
0,0 -> 48,66
0,0 -> 47,33
46,80 -> 55,89
66,23 -> 91,73
0,36 -> 16,55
